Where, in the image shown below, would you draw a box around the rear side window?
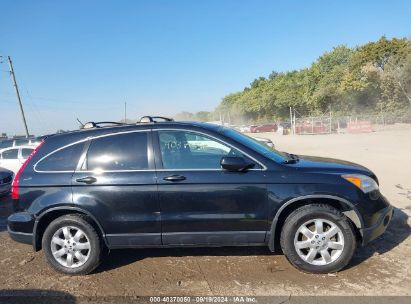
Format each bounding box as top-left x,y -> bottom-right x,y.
36,142 -> 85,172
85,132 -> 148,171
21,148 -> 34,159
2,149 -> 18,159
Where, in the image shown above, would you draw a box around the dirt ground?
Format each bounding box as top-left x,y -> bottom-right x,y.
0,124 -> 410,298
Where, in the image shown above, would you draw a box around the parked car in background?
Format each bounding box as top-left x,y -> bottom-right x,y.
277,122 -> 292,135
8,118 -> 393,275
250,123 -> 277,133
295,121 -> 327,135
254,137 -> 275,149
0,168 -> 13,197
239,125 -> 253,133
0,146 -> 35,175
0,137 -> 42,149
278,122 -> 291,130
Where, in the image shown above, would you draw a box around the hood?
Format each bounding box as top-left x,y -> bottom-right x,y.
293,155 -> 374,177
0,167 -> 13,179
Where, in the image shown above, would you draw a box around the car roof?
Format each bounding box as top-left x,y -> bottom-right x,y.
54,121 -> 220,137
41,121 -> 225,149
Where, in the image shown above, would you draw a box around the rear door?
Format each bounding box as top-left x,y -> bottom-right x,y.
154,129 -> 268,246
71,130 -> 161,248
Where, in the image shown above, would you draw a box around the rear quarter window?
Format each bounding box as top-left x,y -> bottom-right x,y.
36,142 -> 85,172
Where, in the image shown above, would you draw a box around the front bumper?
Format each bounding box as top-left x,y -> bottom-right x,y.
360,205 -> 393,245
0,182 -> 11,196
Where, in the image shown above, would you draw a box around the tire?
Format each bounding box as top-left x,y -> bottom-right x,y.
42,214 -> 103,275
280,204 -> 356,273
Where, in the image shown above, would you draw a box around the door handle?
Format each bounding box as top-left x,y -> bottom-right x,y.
76,176 -> 97,184
163,175 -> 186,182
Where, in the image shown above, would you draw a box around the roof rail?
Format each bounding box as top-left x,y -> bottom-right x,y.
80,121 -> 127,129
138,116 -> 174,123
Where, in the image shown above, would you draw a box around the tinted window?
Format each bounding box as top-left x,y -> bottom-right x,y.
22,148 -> 34,159
2,149 -> 18,159
14,139 -> 29,146
222,127 -> 287,163
86,132 -> 148,171
0,140 -> 13,149
158,130 -> 246,169
36,143 -> 84,171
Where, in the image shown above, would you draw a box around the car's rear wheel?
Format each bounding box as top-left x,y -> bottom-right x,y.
280,204 -> 356,273
42,214 -> 103,275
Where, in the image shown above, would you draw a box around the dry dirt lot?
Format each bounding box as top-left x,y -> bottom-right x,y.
0,125 -> 410,299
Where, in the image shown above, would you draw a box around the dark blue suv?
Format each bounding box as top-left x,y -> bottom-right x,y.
7,117 -> 393,275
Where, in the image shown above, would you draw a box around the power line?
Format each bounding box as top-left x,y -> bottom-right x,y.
25,89 -> 56,132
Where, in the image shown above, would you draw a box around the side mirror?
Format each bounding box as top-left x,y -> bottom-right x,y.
220,157 -> 255,172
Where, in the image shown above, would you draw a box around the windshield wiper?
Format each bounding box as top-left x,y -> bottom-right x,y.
284,153 -> 299,164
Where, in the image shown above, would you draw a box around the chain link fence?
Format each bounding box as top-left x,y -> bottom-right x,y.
282,109 -> 411,135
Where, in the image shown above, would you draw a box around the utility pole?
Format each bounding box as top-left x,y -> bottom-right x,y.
124,101 -> 127,122
7,56 -> 29,137
289,106 -> 293,135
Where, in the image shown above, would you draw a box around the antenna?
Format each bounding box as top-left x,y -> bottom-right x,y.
76,118 -> 84,127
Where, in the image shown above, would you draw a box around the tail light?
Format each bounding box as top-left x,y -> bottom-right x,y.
11,140 -> 45,200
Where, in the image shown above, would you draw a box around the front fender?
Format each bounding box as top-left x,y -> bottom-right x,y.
266,194 -> 363,252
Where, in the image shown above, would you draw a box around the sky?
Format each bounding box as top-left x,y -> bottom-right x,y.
0,0 -> 410,136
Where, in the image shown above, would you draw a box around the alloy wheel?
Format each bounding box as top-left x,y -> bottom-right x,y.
293,218 -> 344,266
50,226 -> 91,268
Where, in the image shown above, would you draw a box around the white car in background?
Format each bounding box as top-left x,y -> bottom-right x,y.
239,125 -> 252,133
0,145 -> 35,175
254,137 -> 275,149
0,138 -> 41,149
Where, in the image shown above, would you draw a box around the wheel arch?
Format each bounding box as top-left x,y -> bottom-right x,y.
267,195 -> 363,252
33,206 -> 108,251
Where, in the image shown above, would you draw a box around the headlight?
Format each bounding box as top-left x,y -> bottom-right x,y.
342,174 -> 379,193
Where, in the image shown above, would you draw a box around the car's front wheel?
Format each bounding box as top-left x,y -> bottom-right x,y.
42,214 -> 103,275
280,204 -> 357,273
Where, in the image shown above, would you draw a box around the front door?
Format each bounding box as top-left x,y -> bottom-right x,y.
72,130 -> 161,248
154,129 -> 268,246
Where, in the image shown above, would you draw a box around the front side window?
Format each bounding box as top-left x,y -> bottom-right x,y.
2,149 -> 19,159
158,130 -> 250,169
221,127 -> 287,163
36,142 -> 85,171
85,132 -> 148,171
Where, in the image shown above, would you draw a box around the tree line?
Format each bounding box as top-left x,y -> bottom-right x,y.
175,37 -> 411,123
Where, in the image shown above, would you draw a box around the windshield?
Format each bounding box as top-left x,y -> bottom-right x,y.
221,127 -> 288,163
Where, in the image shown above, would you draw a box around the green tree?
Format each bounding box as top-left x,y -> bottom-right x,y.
214,36 -> 410,121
